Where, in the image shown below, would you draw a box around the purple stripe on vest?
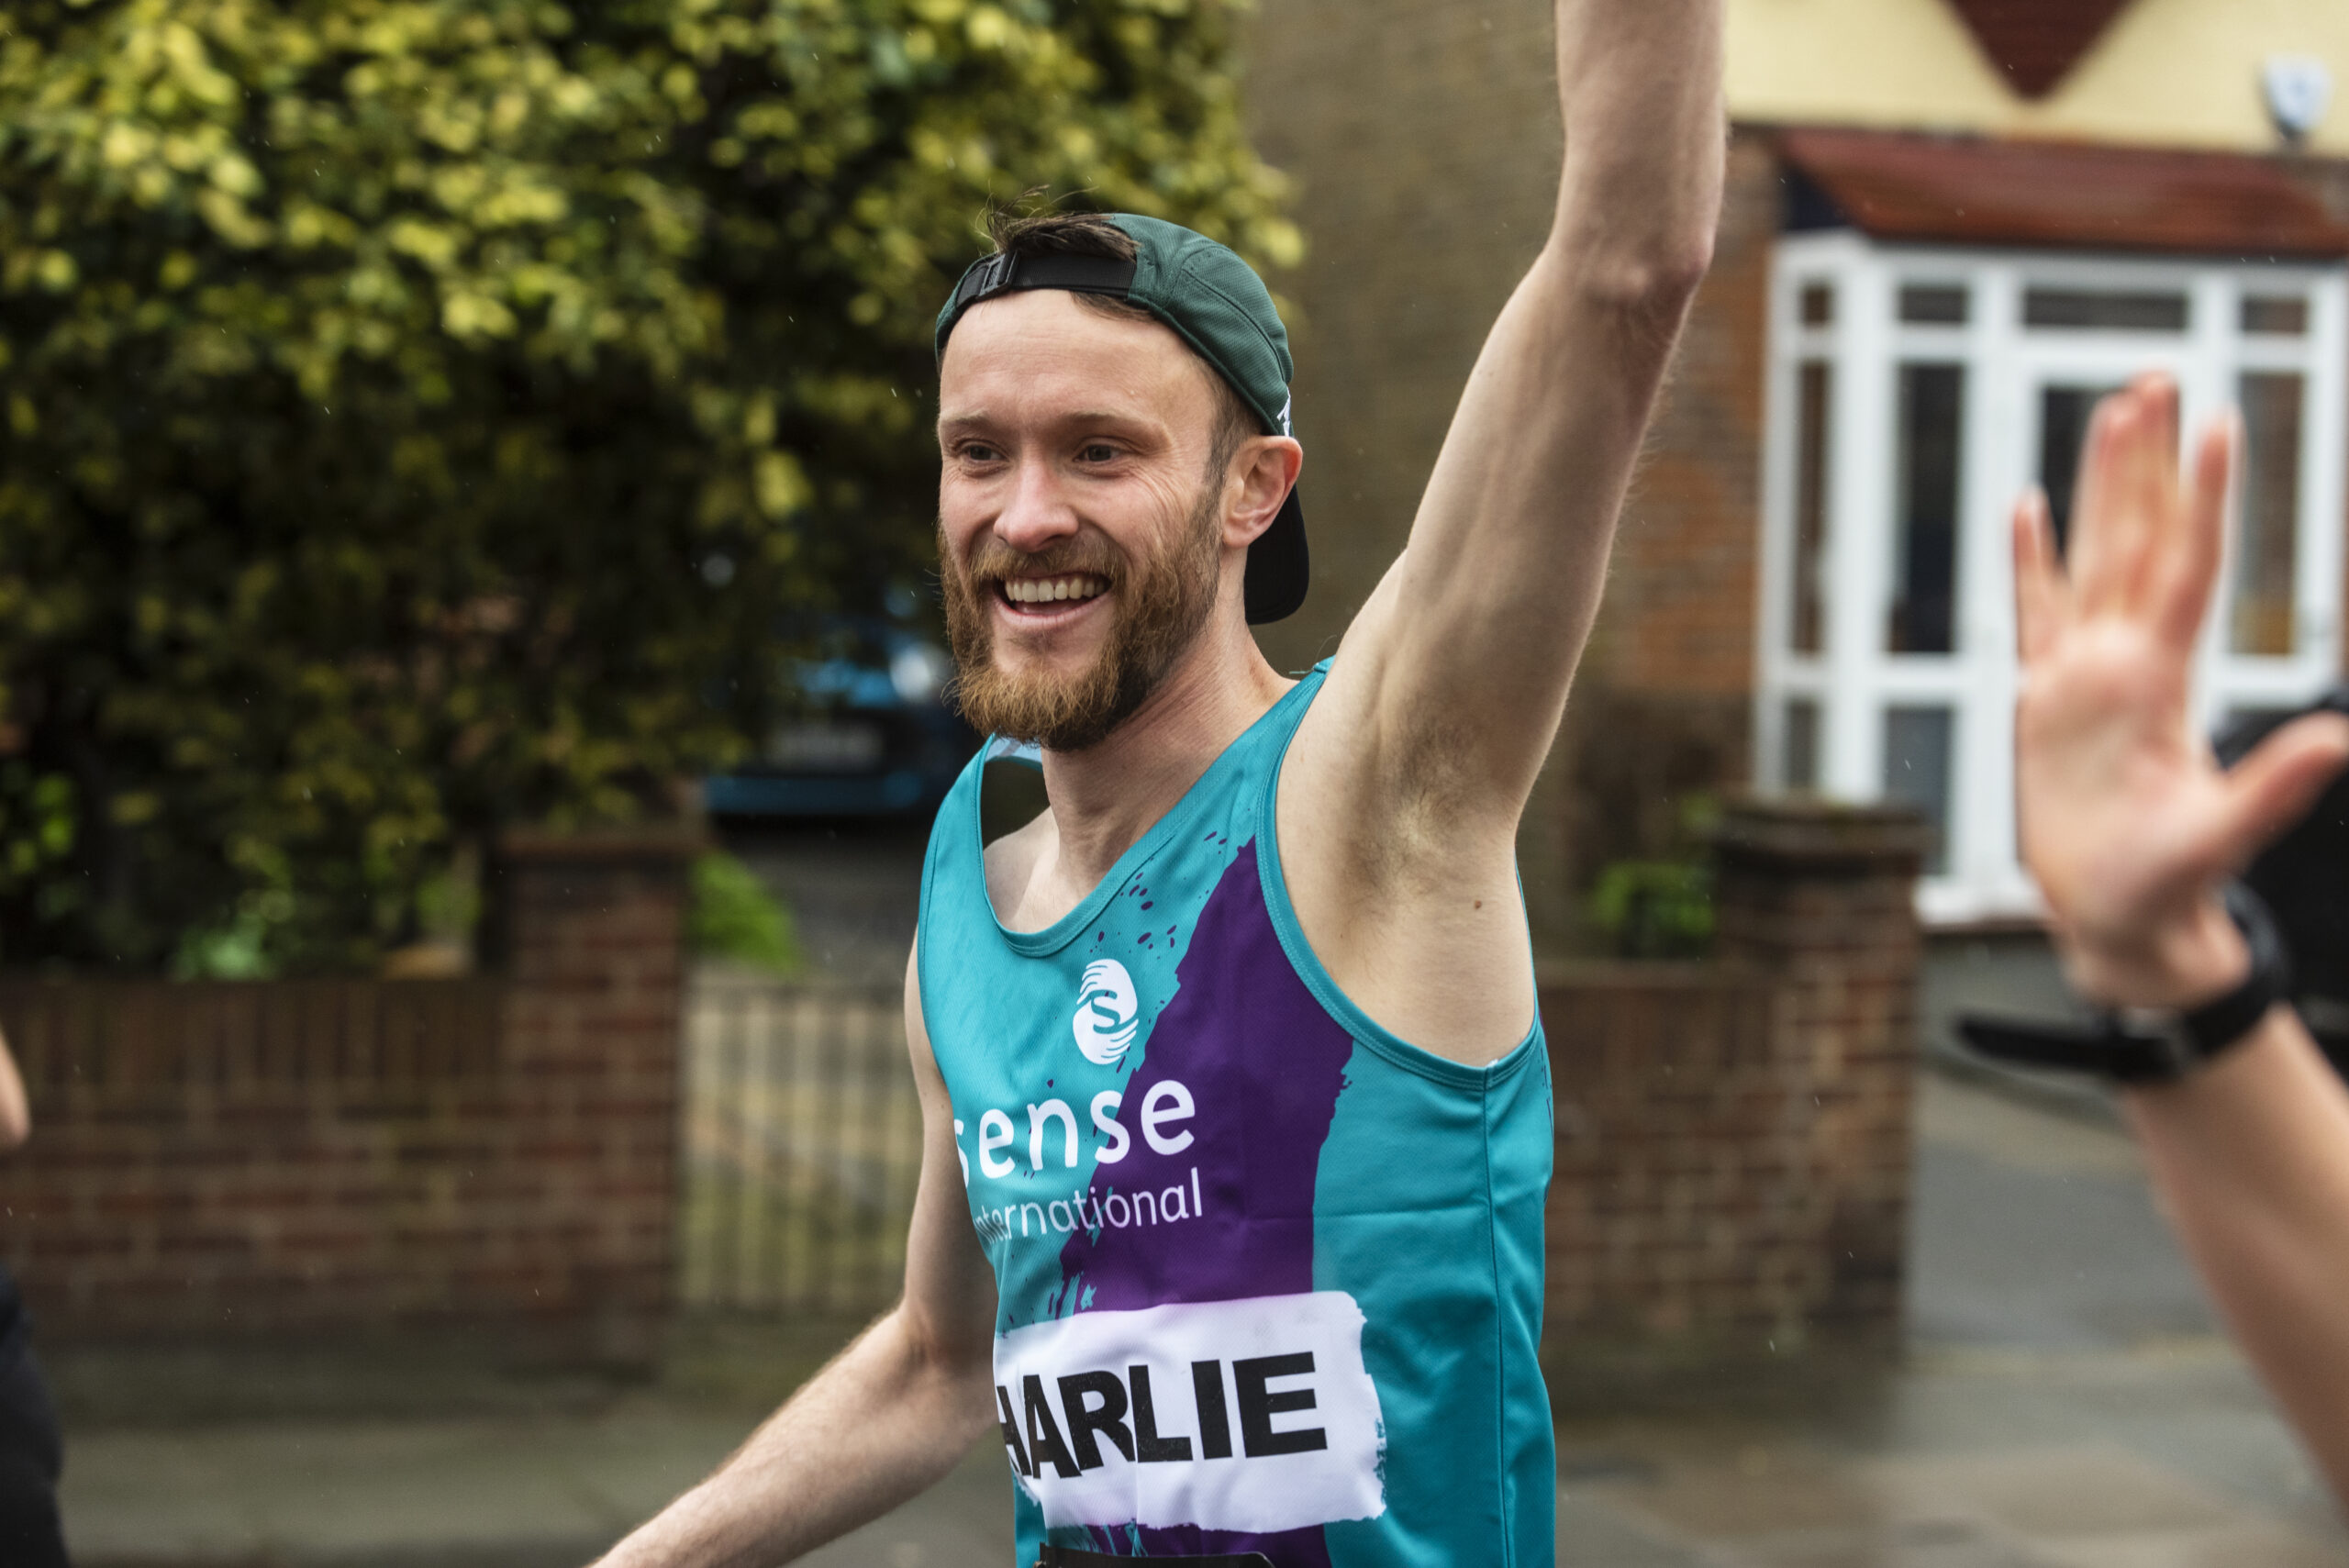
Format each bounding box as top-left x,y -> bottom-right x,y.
1058,840 -> 1355,1567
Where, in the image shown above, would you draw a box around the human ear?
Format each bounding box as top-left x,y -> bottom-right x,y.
1222,436 -> 1303,549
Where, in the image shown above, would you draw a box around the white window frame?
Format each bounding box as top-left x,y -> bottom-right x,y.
1756,234 -> 2349,924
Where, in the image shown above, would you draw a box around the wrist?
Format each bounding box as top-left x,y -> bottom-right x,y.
2056,894 -> 2252,1011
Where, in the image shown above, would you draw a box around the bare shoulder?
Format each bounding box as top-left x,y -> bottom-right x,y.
1274,630 -> 1540,1069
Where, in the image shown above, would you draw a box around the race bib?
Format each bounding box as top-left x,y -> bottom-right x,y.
991,1292 -> 1386,1533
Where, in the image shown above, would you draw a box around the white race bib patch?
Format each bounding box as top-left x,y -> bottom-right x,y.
992,1292 -> 1386,1533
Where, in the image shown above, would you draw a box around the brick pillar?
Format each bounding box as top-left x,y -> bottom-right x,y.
491,827 -> 698,1367
1709,797 -> 1930,1344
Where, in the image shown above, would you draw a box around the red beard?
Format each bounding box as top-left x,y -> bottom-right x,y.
938,482 -> 1223,753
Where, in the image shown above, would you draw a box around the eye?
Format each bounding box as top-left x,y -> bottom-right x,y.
1078,441 -> 1120,463
955,439 -> 1004,464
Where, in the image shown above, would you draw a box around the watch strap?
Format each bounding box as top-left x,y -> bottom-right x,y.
2173,881 -> 2291,1058
1957,882 -> 2290,1084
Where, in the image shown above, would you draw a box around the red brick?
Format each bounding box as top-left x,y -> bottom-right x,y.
2,835 -> 688,1360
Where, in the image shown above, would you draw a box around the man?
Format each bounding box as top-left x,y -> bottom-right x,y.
599,0 -> 1722,1562
1998,374 -> 2349,1506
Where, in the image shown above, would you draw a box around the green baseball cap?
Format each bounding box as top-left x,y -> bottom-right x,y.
934,214 -> 1307,624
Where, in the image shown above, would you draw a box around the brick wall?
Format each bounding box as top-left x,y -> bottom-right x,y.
0,828 -> 694,1364
1241,0 -> 1789,940
1542,798 -> 1925,1361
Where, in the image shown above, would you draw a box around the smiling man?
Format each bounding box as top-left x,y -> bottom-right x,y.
597,2 -> 1722,1564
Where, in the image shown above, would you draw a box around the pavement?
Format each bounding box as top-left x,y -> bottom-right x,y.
1545,1071 -> 2348,1566
56,988 -> 2349,1565
62,1407 -> 1013,1568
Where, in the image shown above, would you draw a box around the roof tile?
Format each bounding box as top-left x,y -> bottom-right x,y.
1779,128 -> 2349,257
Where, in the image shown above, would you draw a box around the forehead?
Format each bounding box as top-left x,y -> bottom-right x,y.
938,289 -> 1213,428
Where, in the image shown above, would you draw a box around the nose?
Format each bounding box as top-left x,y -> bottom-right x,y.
992,454 -> 1080,556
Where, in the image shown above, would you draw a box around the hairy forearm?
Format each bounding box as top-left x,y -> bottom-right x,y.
595,1307 -> 995,1568
2125,1015 -> 2349,1504
1552,0 -> 1723,295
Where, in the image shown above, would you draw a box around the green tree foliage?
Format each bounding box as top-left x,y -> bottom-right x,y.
688,850 -> 802,974
1587,795 -> 1720,961
0,0 -> 1297,971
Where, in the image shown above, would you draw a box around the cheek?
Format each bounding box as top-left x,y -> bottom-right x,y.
1101,473 -> 1205,549
937,484 -> 988,559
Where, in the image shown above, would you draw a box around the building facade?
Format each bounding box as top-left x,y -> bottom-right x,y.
1245,0 -> 2349,937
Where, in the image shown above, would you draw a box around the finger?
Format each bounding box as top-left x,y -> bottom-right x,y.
2116,373 -> 2180,614
2152,413 -> 2235,650
2012,486 -> 2066,664
2067,390 -> 2134,612
2212,711 -> 2349,873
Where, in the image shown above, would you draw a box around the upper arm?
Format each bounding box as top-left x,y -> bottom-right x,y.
1304,1 -> 1724,825
896,945 -> 996,1369
1322,260 -> 1703,814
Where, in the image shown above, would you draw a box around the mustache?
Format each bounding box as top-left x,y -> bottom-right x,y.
956,534 -> 1127,589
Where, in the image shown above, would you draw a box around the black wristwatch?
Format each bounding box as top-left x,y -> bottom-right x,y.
1958,883 -> 2293,1084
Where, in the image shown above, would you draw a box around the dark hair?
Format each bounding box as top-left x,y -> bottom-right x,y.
985,206 -> 1140,262
983,207 -> 1258,481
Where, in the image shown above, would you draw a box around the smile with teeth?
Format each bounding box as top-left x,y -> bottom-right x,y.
999,574 -> 1108,606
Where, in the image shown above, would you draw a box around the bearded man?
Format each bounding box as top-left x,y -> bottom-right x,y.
599,1 -> 1723,1562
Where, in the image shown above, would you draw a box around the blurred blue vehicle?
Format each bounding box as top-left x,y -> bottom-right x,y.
704,617 -> 976,818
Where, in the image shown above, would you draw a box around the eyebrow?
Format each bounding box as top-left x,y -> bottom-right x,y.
937,408 -> 1155,429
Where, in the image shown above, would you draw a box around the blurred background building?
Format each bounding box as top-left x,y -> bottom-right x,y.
1247,0 -> 2349,936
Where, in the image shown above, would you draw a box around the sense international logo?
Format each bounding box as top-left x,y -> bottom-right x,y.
1072,959 -> 1141,1066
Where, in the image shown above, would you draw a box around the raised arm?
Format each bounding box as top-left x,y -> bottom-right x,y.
594,951 -> 998,1567
1303,0 -> 1724,815
1277,0 -> 1722,1064
2010,375 -> 2349,1503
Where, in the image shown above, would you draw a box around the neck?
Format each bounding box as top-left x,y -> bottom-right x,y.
1034,611 -> 1288,893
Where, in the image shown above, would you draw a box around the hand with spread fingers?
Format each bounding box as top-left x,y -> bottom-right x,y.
2013,373 -> 2349,1008
2014,373 -> 2349,1509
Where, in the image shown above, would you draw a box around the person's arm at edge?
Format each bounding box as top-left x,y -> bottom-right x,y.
2008,379 -> 2349,1504
0,1027 -> 28,1150
2122,1012 -> 2349,1502
1303,0 -> 1725,817
592,947 -> 997,1568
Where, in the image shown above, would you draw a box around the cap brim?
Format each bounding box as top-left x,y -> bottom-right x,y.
1243,486 -> 1308,625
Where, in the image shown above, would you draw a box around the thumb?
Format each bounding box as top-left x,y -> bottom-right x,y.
2215,711 -> 2349,871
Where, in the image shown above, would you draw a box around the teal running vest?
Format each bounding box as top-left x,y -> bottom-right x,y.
916,663 -> 1555,1567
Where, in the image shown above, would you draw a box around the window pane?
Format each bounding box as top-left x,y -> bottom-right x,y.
1898,284 -> 1969,325
1789,361 -> 1833,654
1784,698 -> 1820,791
2232,372 -> 2304,656
1890,364 -> 1964,654
2242,295 -> 2309,336
2039,383 -> 2121,556
1800,283 -> 1835,327
1883,706 -> 1954,876
2023,288 -> 2189,332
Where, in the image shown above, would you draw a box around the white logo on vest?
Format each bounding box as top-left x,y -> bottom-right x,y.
1072,959 -> 1141,1065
